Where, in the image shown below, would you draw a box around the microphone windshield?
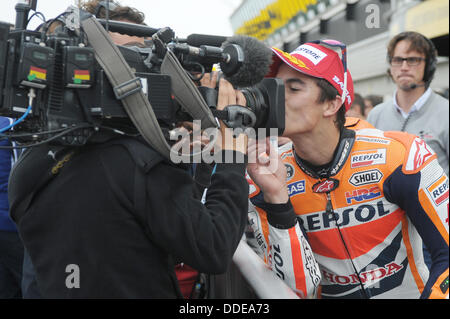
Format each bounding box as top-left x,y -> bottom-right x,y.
221,35 -> 273,88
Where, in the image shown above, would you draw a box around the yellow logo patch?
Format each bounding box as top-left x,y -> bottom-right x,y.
276,49 -> 310,70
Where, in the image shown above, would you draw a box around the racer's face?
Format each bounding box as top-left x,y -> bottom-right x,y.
390,40 -> 426,90
276,64 -> 329,138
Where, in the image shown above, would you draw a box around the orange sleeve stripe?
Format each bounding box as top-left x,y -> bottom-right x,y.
418,189 -> 449,246
288,227 -> 307,297
401,216 -> 425,293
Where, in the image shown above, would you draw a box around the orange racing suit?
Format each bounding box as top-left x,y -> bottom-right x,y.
247,128 -> 449,299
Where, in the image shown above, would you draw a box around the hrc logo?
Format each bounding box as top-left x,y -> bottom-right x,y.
345,186 -> 382,204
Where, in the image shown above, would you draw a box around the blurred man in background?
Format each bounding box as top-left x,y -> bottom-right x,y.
367,31 -> 448,176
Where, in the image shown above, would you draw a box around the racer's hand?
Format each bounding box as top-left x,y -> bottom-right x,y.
247,138 -> 289,204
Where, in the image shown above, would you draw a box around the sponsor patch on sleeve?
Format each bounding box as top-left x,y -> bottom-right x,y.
426,174 -> 449,207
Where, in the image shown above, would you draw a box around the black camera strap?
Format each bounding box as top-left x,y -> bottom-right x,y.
159,48 -> 217,129
80,16 -> 218,159
80,16 -> 173,158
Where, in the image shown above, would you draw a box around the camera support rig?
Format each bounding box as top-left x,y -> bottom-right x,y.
0,0 -> 285,157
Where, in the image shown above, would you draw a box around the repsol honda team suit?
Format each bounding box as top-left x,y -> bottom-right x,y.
248,128 -> 449,299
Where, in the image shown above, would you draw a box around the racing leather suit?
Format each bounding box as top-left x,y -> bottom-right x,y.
247,128 -> 449,299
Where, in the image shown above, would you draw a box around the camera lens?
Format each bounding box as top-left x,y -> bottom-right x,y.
238,78 -> 285,136
240,83 -> 269,130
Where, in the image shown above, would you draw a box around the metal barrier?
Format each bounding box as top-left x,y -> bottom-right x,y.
232,240 -> 300,299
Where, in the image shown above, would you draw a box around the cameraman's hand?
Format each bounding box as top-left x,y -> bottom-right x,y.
215,78 -> 248,155
200,71 -> 219,89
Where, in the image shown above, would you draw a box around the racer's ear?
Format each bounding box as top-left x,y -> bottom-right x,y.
323,95 -> 342,118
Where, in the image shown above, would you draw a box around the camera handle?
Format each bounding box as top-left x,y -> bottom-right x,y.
212,105 -> 256,129
15,0 -> 37,30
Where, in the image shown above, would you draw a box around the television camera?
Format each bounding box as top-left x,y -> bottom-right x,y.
0,0 -> 284,157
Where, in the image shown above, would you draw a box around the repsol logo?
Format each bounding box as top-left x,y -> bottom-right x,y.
427,175 -> 449,206
298,201 -> 390,231
351,149 -> 386,168
272,244 -> 285,280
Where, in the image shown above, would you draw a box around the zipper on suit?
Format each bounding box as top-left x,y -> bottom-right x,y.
325,191 -> 369,298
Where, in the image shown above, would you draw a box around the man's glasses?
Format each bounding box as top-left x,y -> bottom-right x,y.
390,56 -> 425,66
310,39 -> 348,105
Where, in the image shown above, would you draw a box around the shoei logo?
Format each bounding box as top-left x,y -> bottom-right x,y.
426,175 -> 449,206
349,169 -> 383,186
351,149 -> 386,168
287,180 -> 305,197
293,44 -> 327,65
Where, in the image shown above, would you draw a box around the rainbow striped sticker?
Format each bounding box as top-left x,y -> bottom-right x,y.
73,70 -> 90,84
28,66 -> 47,81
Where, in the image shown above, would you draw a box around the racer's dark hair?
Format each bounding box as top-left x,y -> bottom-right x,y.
313,78 -> 346,131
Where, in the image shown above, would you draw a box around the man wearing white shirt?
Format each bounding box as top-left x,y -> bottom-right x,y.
368,31 -> 449,177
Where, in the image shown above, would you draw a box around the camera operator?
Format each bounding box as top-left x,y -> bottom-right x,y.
7,3 -> 250,299
80,0 -> 148,46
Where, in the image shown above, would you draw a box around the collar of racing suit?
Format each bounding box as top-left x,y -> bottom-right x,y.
293,128 -> 355,179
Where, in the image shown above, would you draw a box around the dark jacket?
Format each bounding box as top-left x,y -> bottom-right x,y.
8,137 -> 248,298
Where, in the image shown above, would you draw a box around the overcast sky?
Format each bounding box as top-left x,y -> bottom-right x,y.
0,0 -> 241,37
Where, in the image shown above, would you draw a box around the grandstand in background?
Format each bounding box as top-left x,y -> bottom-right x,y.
230,0 -> 449,99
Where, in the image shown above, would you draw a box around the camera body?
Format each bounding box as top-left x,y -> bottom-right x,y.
0,6 -> 284,147
0,20 -> 175,145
